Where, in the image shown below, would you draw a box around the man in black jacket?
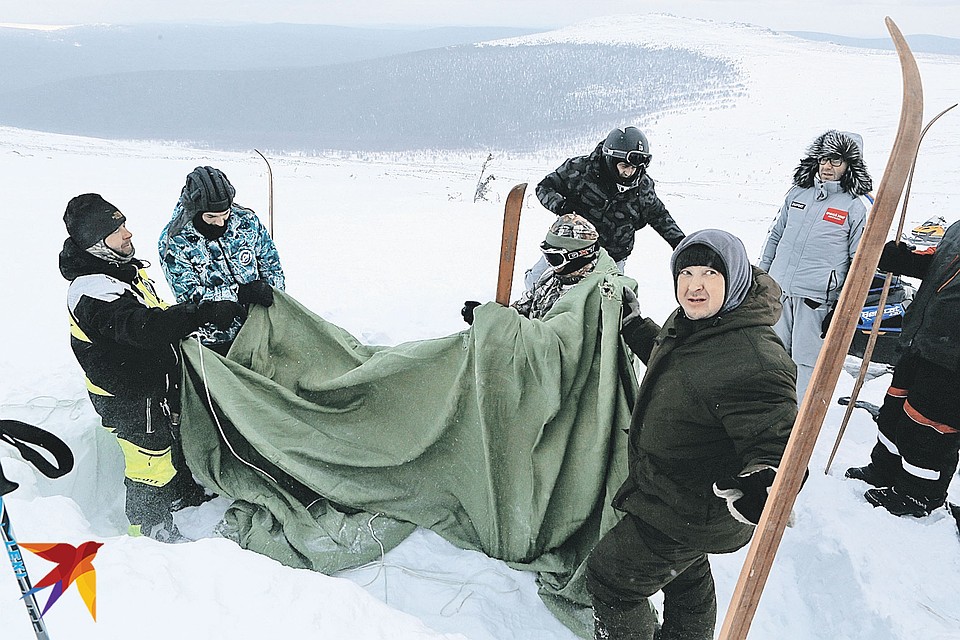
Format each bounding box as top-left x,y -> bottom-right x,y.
586,229 -> 796,640
846,222 -> 960,518
526,126 -> 685,289
59,193 -> 245,542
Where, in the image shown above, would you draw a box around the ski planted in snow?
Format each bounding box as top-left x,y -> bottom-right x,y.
823,102 -> 957,475
717,17 -> 924,640
496,183 -> 527,305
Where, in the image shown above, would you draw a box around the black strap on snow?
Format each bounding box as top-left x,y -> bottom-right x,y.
0,419 -> 74,496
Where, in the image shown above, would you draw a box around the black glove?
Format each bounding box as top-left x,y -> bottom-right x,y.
557,198 -> 579,215
198,300 -> 247,329
877,239 -> 937,279
461,300 -> 481,325
621,287 -> 642,326
713,465 -> 777,526
878,240 -> 911,274
237,280 -> 274,307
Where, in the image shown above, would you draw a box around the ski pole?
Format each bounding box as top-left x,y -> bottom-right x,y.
0,419 -> 75,639
254,149 -> 274,239
1,483 -> 51,640
823,272 -> 895,474
824,103 -> 957,474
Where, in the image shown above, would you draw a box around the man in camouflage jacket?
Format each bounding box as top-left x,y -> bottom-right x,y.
159,166 -> 284,355
530,128 -> 685,291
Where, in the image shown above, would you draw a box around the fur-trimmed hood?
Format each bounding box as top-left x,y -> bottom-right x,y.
792,130 -> 872,196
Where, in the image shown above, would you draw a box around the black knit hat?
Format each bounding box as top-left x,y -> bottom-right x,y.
181,166 -> 235,213
673,243 -> 727,280
63,194 -> 126,249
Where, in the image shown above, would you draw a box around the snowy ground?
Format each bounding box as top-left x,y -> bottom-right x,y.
1,14 -> 960,640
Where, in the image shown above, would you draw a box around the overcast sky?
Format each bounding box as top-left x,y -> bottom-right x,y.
2,0 -> 958,38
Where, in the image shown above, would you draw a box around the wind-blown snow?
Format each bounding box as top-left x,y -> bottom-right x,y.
1,14 -> 959,640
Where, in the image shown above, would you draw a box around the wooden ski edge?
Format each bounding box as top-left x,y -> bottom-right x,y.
717,17 -> 923,640
495,183 -> 527,305
823,101 -> 958,474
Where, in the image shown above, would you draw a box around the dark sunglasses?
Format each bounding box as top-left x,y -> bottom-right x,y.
603,147 -> 652,168
818,156 -> 844,167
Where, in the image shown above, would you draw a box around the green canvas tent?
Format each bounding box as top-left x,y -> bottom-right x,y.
178,255 -> 637,636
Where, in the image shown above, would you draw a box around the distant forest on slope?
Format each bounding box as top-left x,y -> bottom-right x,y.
0,43 -> 743,151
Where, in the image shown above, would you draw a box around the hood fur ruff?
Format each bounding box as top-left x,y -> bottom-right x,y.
793,130 -> 873,196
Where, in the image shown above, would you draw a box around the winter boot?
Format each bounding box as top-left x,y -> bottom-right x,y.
949,503 -> 960,537
171,476 -> 216,511
129,518 -> 189,543
146,521 -> 190,544
864,487 -> 940,518
844,464 -> 889,488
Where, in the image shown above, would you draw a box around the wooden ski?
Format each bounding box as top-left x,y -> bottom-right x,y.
496,183 -> 527,305
717,17 -> 923,640
254,149 -> 275,238
824,102 -> 957,475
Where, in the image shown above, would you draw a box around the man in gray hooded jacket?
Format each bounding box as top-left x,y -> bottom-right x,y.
759,130 -> 873,401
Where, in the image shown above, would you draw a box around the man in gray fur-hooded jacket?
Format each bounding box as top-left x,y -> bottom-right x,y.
758,130 -> 873,401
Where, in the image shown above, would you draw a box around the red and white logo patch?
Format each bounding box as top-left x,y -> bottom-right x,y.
823,208 -> 848,225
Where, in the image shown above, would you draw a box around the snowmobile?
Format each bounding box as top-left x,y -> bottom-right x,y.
851,218 -> 950,364
847,271 -> 916,365
900,216 -> 947,248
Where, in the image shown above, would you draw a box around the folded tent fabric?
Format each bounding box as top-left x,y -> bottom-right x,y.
178,249 -> 637,635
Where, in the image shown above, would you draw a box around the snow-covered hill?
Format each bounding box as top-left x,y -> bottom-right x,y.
1,14 -> 959,640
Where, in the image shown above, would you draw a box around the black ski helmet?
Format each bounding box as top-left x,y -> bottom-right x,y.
601,127 -> 652,188
182,166 -> 236,214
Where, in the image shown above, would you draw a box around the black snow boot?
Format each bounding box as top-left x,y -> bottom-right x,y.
864,487 -> 940,518
844,464 -> 889,488
949,503 -> 960,537
171,476 -> 216,511
145,520 -> 190,544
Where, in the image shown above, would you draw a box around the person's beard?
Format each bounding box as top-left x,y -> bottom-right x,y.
86,239 -> 135,264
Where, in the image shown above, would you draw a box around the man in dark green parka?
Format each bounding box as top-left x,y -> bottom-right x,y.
586,229 -> 797,640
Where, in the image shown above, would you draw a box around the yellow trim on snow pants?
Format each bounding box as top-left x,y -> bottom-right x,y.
94,394 -> 183,534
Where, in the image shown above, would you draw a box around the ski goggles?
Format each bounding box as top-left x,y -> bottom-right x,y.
603,147 -> 652,168
540,242 -> 598,269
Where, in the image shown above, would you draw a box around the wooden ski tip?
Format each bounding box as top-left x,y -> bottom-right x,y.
495,183 -> 527,305
717,13 -> 922,640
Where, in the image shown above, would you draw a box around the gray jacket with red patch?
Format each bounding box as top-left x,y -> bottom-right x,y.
758,178 -> 868,304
